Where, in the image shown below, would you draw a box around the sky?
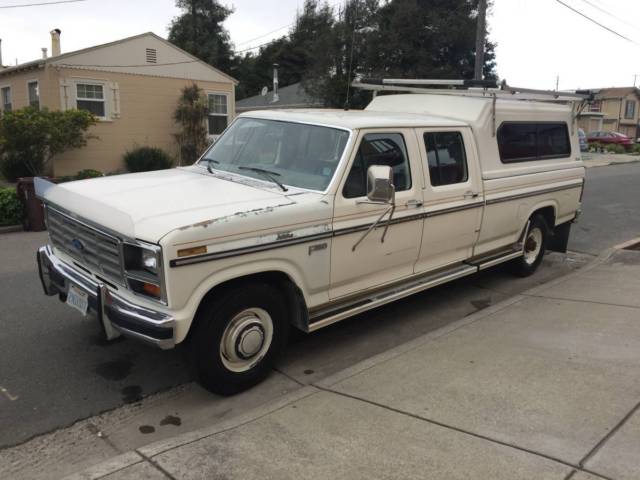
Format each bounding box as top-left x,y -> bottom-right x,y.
0,0 -> 639,90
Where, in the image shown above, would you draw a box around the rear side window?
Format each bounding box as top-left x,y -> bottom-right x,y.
423,132 -> 468,186
343,133 -> 411,198
498,122 -> 571,162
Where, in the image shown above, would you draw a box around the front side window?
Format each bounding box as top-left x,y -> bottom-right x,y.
498,122 -> 570,162
28,81 -> 39,109
625,100 -> 636,119
199,117 -> 350,191
1,87 -> 12,112
76,83 -> 105,118
343,133 -> 411,199
208,93 -> 228,135
423,132 -> 468,186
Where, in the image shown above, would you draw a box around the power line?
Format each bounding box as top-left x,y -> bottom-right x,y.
555,0 -> 638,44
57,60 -> 198,68
235,22 -> 294,47
578,0 -> 640,33
234,0 -> 345,54
0,0 -> 87,8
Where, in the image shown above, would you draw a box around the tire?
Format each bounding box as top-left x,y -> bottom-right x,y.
508,214 -> 548,277
191,282 -> 289,395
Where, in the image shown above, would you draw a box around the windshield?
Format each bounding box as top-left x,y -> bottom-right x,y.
198,117 -> 350,191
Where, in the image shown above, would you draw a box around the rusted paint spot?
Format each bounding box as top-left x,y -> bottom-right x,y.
178,203 -> 294,231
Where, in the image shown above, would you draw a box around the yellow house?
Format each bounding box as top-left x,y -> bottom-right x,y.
577,87 -> 640,139
0,31 -> 237,176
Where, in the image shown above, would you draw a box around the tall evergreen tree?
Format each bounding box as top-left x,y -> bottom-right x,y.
168,0 -> 235,73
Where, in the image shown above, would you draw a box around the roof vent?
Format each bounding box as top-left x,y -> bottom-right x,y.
145,48 -> 157,64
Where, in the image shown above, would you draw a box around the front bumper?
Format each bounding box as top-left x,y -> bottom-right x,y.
37,245 -> 175,349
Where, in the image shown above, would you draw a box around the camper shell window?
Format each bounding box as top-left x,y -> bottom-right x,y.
497,122 -> 571,163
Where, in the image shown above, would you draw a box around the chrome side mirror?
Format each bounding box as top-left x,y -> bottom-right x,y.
366,165 -> 395,203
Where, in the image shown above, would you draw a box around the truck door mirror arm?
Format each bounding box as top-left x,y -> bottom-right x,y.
352,165 -> 396,251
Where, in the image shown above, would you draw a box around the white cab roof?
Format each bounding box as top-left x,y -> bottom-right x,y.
238,108 -> 468,130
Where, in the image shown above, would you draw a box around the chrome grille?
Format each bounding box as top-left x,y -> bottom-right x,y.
46,207 -> 124,285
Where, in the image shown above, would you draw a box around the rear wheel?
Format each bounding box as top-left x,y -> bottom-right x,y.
509,214 -> 548,277
191,283 -> 289,395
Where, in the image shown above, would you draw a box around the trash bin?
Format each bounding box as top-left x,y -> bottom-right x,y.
16,177 -> 46,231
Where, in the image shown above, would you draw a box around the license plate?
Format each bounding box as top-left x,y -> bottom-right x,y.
66,284 -> 89,316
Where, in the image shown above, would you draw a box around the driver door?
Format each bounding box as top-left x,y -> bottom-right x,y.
329,129 -> 424,300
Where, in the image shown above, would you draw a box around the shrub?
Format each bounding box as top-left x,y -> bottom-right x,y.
0,187 -> 23,226
0,107 -> 95,181
604,143 -> 625,154
630,143 -> 640,154
124,146 -> 173,172
0,156 -> 33,182
174,84 -> 208,165
75,169 -> 103,180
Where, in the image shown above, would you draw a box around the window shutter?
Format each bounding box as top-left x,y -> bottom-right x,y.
59,78 -> 70,111
110,82 -> 120,119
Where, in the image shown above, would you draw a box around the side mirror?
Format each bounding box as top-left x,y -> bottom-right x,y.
366,165 -> 395,203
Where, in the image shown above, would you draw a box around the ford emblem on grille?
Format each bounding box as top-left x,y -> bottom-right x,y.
71,238 -> 85,252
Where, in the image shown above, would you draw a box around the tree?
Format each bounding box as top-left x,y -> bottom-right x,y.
0,107 -> 95,181
174,84 -> 209,165
169,0 -> 235,73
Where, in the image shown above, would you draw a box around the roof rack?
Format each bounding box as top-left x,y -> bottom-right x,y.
353,78 -> 595,103
353,78 -> 593,136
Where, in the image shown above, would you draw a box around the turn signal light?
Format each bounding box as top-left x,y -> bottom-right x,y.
142,282 -> 161,298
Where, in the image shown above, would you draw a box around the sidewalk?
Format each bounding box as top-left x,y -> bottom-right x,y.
62,245 -> 640,480
582,152 -> 640,168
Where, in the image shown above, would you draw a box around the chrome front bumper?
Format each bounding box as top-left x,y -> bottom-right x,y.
37,245 -> 175,349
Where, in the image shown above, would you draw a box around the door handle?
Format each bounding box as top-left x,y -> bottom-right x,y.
405,199 -> 423,208
463,191 -> 480,199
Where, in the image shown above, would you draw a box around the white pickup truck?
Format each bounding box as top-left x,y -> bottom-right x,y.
36,83 -> 586,394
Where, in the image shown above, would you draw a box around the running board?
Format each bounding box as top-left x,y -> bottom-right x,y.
465,248 -> 523,271
308,263 -> 477,332
307,246 -> 525,332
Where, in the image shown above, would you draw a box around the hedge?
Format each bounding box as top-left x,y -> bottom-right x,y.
0,188 -> 23,226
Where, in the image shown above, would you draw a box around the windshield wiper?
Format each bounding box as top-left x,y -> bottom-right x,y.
206,158 -> 219,174
238,166 -> 288,192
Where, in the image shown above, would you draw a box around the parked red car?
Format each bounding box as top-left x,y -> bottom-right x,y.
587,131 -> 634,149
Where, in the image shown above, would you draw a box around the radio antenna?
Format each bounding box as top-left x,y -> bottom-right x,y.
344,1 -> 358,110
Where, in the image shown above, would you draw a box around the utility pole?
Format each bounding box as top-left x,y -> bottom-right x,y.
555,75 -> 559,91
474,0 -> 488,80
634,74 -> 638,87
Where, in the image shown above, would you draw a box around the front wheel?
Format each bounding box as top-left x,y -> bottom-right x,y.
508,215 -> 548,277
191,283 -> 289,395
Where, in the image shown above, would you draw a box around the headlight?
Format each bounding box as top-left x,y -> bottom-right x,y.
123,243 -> 164,302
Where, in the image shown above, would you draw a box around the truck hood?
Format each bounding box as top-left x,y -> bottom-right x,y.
36,167 -> 301,242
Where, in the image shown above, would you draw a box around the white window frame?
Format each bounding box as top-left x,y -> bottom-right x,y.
207,92 -> 229,138
74,80 -> 108,120
26,79 -> 40,109
1,85 -> 12,112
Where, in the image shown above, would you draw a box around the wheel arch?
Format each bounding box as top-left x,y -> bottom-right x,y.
184,268 -> 309,345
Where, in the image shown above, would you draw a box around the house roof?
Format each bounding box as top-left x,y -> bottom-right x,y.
236,82 -> 323,111
595,87 -> 640,99
0,32 -> 237,84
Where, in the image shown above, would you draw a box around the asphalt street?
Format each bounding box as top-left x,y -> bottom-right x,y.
0,162 -> 638,451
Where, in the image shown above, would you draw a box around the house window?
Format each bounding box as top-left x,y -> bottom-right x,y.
28,81 -> 39,109
76,83 -> 106,118
624,100 -> 636,119
208,93 -> 228,135
1,87 -> 11,112
589,100 -> 602,112
423,132 -> 468,186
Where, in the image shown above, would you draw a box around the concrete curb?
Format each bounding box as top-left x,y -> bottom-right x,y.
0,225 -> 23,234
65,249 -> 615,479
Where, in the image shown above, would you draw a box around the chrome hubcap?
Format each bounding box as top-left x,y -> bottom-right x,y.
523,228 -> 543,265
220,308 -> 273,373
